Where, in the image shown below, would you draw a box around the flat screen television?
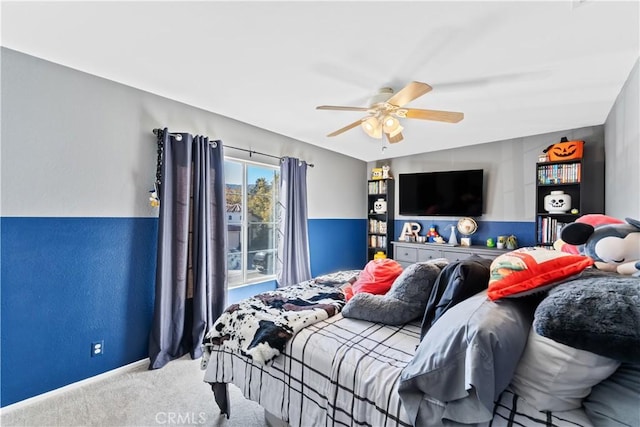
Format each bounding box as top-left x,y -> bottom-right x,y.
399,169 -> 484,216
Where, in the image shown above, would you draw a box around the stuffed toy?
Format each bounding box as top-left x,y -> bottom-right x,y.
559,215 -> 640,276
341,259 -> 448,325
554,214 -> 625,254
149,189 -> 160,208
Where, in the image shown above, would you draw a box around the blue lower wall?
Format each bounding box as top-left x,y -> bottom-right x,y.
393,219 -> 536,248
0,216 -> 366,406
308,218 -> 367,277
228,280 -> 277,303
1,217 -> 158,407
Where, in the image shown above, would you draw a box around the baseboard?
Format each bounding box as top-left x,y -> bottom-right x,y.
0,358 -> 149,413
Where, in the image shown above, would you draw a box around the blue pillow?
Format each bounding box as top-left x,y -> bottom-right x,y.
398,290 -> 535,426
420,256 -> 492,338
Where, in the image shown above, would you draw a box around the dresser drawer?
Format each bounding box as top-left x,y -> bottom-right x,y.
395,246 -> 418,263
467,251 -> 498,260
443,249 -> 503,262
393,241 -> 505,265
417,248 -> 441,262
442,250 -> 473,263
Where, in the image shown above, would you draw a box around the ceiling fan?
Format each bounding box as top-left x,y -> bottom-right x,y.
316,81 -> 464,144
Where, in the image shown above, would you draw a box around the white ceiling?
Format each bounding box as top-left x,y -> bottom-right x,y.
1,1 -> 639,162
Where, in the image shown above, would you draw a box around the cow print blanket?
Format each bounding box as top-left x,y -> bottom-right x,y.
202,281 -> 346,365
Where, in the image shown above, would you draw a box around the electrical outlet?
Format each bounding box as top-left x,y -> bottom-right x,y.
91,340 -> 104,357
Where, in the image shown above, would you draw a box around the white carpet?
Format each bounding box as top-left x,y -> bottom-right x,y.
1,355 -> 267,427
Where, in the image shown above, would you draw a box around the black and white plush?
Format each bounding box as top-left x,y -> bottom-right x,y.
341,259 -> 448,325
203,281 -> 345,365
534,269 -> 640,363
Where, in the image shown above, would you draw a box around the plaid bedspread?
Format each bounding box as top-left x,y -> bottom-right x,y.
203,313 -> 419,426
203,312 -> 593,427
491,389 -> 592,427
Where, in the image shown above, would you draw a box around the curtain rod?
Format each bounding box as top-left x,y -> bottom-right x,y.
152,128 -> 314,167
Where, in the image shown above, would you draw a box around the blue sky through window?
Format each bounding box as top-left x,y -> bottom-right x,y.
225,160 -> 276,186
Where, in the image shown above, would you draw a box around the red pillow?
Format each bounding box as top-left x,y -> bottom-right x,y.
487,247 -> 593,301
344,258 -> 403,301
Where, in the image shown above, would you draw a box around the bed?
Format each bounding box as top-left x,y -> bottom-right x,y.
201,256 -> 640,427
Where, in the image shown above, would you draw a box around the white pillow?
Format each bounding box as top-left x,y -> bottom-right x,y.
509,327 -> 620,412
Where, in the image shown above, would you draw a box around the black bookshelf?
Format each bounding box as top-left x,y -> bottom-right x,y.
535,156 -> 604,246
367,179 -> 395,260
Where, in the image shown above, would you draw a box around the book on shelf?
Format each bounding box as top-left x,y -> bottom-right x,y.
537,216 -> 569,244
537,163 -> 581,185
368,219 -> 387,234
368,179 -> 388,195
369,235 -> 387,249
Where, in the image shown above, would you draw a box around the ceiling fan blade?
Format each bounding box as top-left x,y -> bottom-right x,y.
385,132 -> 404,144
404,108 -> 464,123
316,105 -> 370,112
327,119 -> 364,137
386,81 -> 432,107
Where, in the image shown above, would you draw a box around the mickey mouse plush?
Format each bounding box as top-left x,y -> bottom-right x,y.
560,215 -> 640,276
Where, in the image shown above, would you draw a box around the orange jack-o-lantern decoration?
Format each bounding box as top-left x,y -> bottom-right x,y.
543,137 -> 584,161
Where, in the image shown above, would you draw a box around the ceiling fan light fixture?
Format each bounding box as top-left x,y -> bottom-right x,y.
382,115 -> 401,133
388,124 -> 404,137
362,117 -> 382,138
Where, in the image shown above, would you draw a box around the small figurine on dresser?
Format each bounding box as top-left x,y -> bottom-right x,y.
426,225 -> 440,242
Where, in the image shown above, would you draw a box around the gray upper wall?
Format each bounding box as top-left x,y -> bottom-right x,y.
0,48 -> 366,219
605,58 -> 640,219
368,126 -> 604,222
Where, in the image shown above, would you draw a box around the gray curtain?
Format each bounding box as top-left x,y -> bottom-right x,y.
149,128 -> 227,370
276,157 -> 312,287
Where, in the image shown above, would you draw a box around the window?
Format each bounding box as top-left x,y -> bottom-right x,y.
225,159 -> 279,287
